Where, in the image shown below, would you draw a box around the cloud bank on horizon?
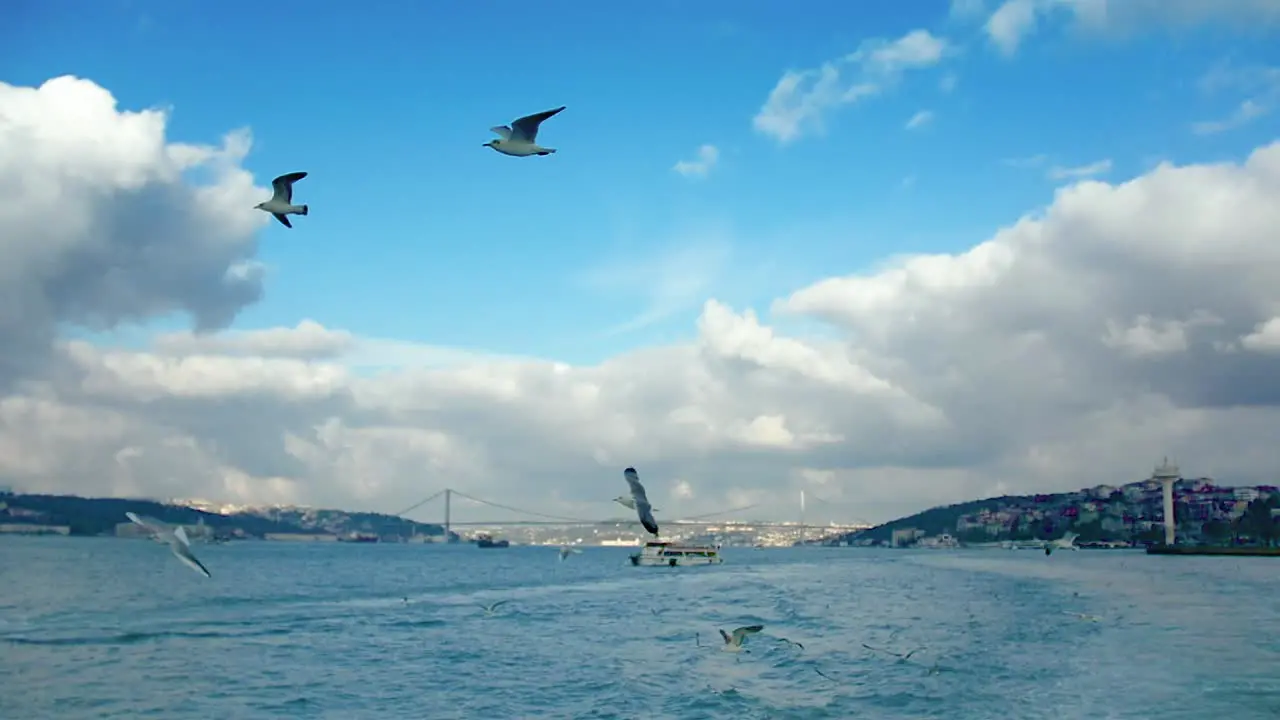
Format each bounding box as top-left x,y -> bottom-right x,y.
3,1 -> 1280,525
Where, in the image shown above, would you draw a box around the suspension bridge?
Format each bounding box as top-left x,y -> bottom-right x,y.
392,488 -> 873,543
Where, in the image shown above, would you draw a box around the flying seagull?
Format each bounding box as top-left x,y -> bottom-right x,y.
483,106 -> 566,157
862,642 -> 923,662
558,546 -> 582,562
125,512 -> 212,578
480,600 -> 509,616
622,467 -> 659,536
613,495 -> 659,513
254,171 -> 310,228
717,625 -> 764,653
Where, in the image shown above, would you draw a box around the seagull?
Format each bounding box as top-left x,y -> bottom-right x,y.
124,512 -> 212,578
558,546 -> 582,562
698,625 -> 764,653
1062,611 -> 1102,622
622,467 -> 659,536
480,600 -> 509,616
861,642 -> 923,662
776,636 -> 805,651
613,495 -> 659,513
483,106 -> 566,157
254,172 -> 309,228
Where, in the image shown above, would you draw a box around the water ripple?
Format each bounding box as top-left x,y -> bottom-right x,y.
1,539 -> 1279,719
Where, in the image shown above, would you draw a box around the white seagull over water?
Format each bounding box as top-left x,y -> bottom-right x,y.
716,625 -> 764,653
125,512 -> 212,578
558,546 -> 582,562
254,171 -> 310,228
483,106 -> 566,157
622,467 -> 659,536
480,600 -> 509,616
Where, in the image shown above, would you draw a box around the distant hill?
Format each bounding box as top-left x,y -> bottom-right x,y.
842,478 -> 1278,547
252,506 -> 445,539
0,492 -> 445,539
2,493 -> 310,537
851,495 -> 1020,543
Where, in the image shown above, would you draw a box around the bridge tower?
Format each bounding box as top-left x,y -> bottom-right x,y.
444,488 -> 453,543
1153,457 -> 1180,546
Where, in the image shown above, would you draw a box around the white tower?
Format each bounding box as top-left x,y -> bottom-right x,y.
799,490 -> 806,546
1152,457 -> 1181,546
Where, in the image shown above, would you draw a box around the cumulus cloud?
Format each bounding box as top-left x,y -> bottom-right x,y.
673,144 -> 720,178
752,29 -> 951,144
0,76 -> 269,389
5,76 -> 1280,526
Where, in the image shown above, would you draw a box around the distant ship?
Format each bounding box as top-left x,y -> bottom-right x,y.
475,533 -> 510,549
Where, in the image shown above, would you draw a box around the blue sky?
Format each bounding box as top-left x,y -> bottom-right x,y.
9,0 -> 1280,364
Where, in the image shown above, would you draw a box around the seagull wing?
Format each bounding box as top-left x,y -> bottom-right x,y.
272,213 -> 293,229
490,125 -> 512,140
271,172 -> 307,203
510,106 -> 565,143
731,625 -> 764,645
170,542 -> 212,578
718,629 -> 731,645
613,496 -> 636,510
173,525 -> 193,549
125,512 -> 171,537
622,467 -> 659,534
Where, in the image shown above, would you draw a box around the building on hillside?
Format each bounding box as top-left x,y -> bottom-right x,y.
891,528 -> 924,547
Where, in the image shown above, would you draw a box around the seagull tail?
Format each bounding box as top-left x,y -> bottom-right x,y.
300,204 -> 309,216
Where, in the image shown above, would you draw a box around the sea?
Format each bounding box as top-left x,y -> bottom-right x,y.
1,537 -> 1278,720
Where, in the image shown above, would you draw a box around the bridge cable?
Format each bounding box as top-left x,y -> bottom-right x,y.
448,489 -> 599,524
391,489 -> 446,519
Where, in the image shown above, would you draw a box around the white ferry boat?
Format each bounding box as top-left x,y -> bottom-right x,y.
628,540 -> 724,567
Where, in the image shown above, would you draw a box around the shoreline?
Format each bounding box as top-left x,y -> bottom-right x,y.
1146,545 -> 1280,556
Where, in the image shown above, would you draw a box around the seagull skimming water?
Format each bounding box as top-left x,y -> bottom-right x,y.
558,546 -> 582,562
622,467 -> 659,536
480,600 -> 509,616
715,625 -> 764,653
124,512 -> 212,578
254,172 -> 309,228
483,107 -> 565,157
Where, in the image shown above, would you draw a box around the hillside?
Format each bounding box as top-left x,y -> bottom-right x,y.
843,478 -> 1279,547
852,495 -> 1019,543
0,492 -> 446,540
2,493 -> 310,537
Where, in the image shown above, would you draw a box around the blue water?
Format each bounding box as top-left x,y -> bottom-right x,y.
1,538 -> 1278,719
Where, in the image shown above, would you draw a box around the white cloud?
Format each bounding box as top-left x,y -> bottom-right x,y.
1191,100 -> 1268,135
986,0 -> 1041,56
673,144 -> 720,178
0,76 -> 268,391
905,110 -> 935,130
984,0 -> 1280,56
752,30 -> 951,144
7,77 -> 1280,526
1046,158 -> 1112,180
1192,62 -> 1280,135
951,0 -> 987,20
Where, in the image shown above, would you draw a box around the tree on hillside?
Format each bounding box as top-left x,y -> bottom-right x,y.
1201,519 -> 1231,544
1241,498 -> 1278,546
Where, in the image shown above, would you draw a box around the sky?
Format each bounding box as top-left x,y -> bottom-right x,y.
2,0 -> 1280,526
